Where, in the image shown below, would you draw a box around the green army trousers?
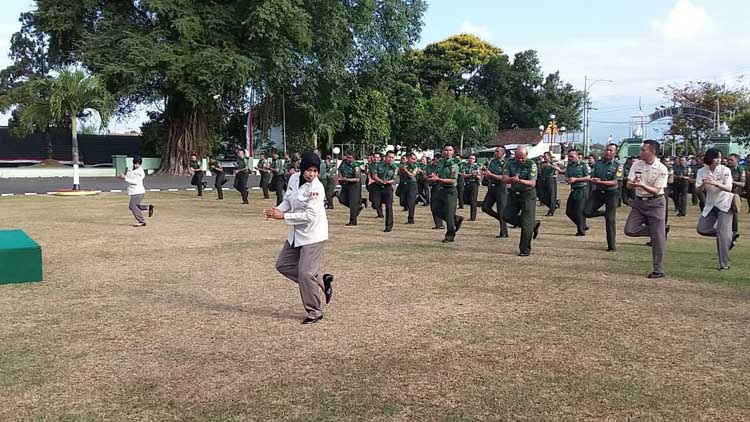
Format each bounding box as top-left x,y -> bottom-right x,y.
431,185 -> 458,240
502,189 -> 537,253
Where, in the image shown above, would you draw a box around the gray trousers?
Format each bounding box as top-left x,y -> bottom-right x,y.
624,196 -> 667,273
275,240 -> 326,319
128,194 -> 148,224
697,207 -> 733,269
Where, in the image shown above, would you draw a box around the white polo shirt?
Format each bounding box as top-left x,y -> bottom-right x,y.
627,159 -> 668,197
695,164 -> 734,217
277,173 -> 329,247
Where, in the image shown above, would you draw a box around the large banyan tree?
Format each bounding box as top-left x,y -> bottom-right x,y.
14,0 -> 426,173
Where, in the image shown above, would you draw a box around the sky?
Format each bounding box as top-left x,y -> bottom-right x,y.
1,0 -> 749,143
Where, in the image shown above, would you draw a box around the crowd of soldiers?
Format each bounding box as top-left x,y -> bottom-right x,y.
186,146 -> 750,263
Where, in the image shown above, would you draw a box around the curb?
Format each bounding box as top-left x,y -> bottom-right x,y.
0,187 -> 263,197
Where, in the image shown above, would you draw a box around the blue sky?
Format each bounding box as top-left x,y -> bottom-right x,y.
2,0 -> 749,143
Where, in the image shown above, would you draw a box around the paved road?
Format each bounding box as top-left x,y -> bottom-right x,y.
1,174 -> 262,195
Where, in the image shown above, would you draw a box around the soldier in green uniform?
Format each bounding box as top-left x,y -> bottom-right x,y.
255,153 -> 271,199
367,153 -> 383,218
399,152 -> 421,224
209,158 -> 226,200
233,149 -> 249,204
371,151 -> 398,232
427,145 -> 464,242
189,154 -> 206,196
584,143 -> 622,251
663,156 -> 674,213
564,150 -> 590,236
461,154 -> 481,221
671,156 -> 691,216
427,155 -> 445,229
621,157 -> 635,206
456,154 -> 465,209
728,153 -> 745,245
501,146 -> 541,256
417,156 -> 430,206
481,146 -> 509,238
338,153 -> 363,226
270,151 -> 286,206
320,155 -> 337,209
539,152 -> 562,216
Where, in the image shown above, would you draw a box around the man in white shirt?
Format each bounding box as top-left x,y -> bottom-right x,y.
624,140 -> 669,278
264,152 -> 334,325
696,148 -> 736,270
118,156 -> 154,227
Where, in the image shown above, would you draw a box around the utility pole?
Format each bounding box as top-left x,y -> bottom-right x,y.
583,75 -> 588,156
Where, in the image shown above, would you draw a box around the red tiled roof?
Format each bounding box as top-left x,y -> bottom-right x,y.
488,128 -> 544,147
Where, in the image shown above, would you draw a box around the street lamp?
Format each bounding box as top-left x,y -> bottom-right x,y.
583,76 -> 614,156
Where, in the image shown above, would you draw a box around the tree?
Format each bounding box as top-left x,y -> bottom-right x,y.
2,69 -> 113,189
11,0 -> 425,173
343,88 -> 391,147
658,81 -> 750,153
730,111 -> 750,141
417,34 -> 500,94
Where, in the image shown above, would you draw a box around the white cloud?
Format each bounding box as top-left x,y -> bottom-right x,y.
651,0 -> 710,39
460,20 -> 492,42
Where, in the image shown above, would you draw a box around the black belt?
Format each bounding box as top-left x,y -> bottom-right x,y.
635,194 -> 664,201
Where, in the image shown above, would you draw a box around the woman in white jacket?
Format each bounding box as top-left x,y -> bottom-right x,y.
263,152 -> 333,324
118,156 -> 154,227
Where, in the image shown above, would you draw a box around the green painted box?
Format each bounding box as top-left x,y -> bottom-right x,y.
0,229 -> 43,284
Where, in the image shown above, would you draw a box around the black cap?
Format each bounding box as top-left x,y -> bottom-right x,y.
300,151 -> 321,172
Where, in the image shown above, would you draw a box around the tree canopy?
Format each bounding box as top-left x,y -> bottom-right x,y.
1,1 -> 586,164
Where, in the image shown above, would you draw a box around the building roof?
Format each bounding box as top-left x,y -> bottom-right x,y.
488,128 -> 544,147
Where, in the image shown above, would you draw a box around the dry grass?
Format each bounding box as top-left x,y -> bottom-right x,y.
1,186 -> 749,422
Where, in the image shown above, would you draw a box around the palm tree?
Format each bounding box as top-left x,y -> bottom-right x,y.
12,69 -> 114,190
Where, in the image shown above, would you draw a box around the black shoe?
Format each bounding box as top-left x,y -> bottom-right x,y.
544,211 -> 553,217
584,225 -> 590,231
442,238 -> 454,243
496,233 -> 508,238
518,250 -> 530,257
719,266 -> 731,271
323,274 -> 333,304
455,216 -> 464,233
346,222 -> 357,226
406,220 -> 415,225
607,247 -> 616,252
384,227 -> 392,233
148,205 -> 154,218
730,233 -> 739,250
133,222 -> 147,227
575,232 -> 586,237
377,214 -> 384,219
647,272 -> 664,279
432,226 -> 445,230
302,315 -> 323,325
358,204 -> 364,215
533,221 -> 541,240
556,199 -> 560,209
202,181 -> 207,189
646,241 -> 652,247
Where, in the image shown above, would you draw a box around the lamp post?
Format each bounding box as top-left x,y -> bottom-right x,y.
583,76 -> 614,157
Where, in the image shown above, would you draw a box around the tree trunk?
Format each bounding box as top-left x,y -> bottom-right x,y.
312,132 -> 318,151
159,100 -> 211,175
71,115 -> 80,190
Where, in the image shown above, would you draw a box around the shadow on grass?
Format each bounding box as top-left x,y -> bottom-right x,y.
615,240 -> 750,286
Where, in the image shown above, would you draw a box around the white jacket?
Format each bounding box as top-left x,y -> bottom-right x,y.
278,173 -> 328,247
124,166 -> 146,196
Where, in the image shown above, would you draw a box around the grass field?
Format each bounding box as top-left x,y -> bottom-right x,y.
1,186 -> 750,421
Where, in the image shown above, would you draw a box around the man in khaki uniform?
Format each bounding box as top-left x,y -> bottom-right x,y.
624,140 -> 669,279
